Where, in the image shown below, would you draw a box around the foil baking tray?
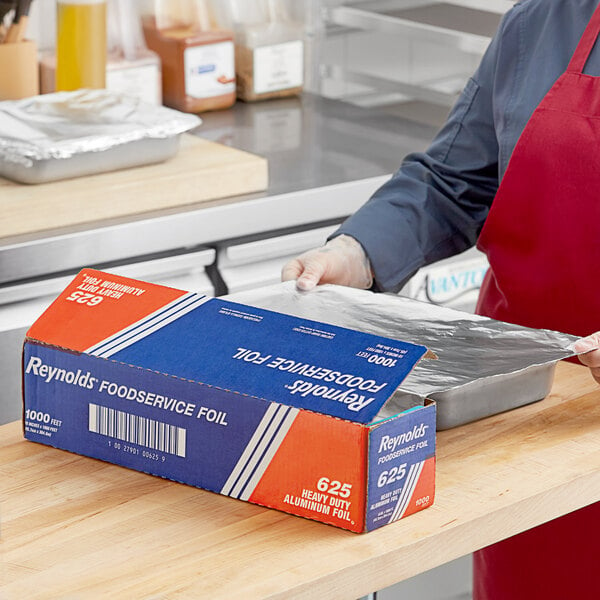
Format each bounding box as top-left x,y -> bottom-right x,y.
0,90 -> 201,184
227,282 -> 579,429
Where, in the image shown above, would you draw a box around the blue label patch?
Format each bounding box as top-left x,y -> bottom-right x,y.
23,343 -> 280,494
366,404 -> 436,530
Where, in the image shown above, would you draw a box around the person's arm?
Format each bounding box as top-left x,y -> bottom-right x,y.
281,234 -> 373,291
335,44 -> 504,292
284,8 -> 514,292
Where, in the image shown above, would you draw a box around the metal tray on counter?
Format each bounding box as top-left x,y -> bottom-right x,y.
0,135 -> 181,184
0,90 -> 200,184
228,282 -> 578,430
378,362 -> 556,430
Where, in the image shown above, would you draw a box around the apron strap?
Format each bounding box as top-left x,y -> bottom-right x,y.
567,1 -> 600,73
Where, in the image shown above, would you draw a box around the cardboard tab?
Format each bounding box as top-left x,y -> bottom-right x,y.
28,269 -> 427,424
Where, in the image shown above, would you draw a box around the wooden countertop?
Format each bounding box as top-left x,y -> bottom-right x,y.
0,135 -> 268,240
1,361 -> 599,599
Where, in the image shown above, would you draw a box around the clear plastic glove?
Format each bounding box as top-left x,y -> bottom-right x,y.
281,234 -> 373,292
573,332 -> 600,384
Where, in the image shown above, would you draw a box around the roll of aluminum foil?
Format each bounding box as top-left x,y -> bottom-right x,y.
228,282 -> 579,399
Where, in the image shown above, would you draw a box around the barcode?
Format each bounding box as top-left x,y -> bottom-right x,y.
88,403 -> 186,458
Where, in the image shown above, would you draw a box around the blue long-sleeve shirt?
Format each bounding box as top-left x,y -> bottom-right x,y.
336,0 -> 600,292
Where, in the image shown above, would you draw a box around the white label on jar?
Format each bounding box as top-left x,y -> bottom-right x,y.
184,41 -> 235,99
253,40 -> 304,95
106,63 -> 162,105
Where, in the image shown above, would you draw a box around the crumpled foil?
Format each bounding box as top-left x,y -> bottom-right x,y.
0,89 -> 201,167
227,282 -> 579,398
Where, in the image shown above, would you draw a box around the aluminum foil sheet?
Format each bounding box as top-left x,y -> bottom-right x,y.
227,282 -> 580,398
0,89 -> 201,168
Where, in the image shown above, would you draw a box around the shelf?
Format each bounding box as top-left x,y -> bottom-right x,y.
321,63 -> 469,106
318,1 -> 509,108
323,1 -> 504,54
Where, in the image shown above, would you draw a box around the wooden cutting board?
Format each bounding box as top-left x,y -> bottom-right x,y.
0,134 -> 268,239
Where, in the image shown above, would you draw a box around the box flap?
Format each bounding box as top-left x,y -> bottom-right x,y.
27,270 -> 428,424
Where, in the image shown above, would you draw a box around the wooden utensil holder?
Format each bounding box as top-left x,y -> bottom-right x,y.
0,40 -> 39,100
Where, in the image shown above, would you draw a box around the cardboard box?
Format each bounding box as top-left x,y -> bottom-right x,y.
22,270 -> 436,532
401,252 -> 489,312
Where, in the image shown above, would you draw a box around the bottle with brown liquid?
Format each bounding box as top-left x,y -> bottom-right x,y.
142,0 -> 235,113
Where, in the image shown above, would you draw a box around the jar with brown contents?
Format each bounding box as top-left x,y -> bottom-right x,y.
235,23 -> 304,102
216,0 -> 304,103
142,5 -> 235,114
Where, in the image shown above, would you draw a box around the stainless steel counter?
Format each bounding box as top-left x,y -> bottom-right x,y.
0,94 -> 437,285
198,92 -> 439,194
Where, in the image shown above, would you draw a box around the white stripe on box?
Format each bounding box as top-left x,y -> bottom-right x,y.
229,406 -> 290,499
86,292 -> 198,354
390,463 -> 421,522
238,407 -> 299,501
221,404 -> 298,499
221,403 -> 281,496
388,460 -> 425,524
94,296 -> 209,358
87,293 -> 209,358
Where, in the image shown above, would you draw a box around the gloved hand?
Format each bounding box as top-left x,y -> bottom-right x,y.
281,234 -> 373,292
573,332 -> 600,384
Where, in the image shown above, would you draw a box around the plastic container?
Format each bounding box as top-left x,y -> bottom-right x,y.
142,0 -> 235,113
39,0 -> 160,103
213,0 -> 304,102
105,0 -> 162,104
56,0 -> 107,91
41,53 -> 162,105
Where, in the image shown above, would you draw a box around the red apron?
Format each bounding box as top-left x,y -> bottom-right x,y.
474,4 -> 600,599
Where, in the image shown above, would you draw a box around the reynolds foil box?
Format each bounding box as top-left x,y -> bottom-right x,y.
22,270 -> 436,532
